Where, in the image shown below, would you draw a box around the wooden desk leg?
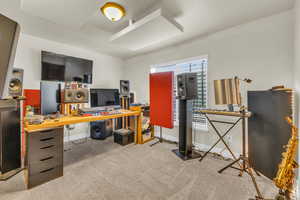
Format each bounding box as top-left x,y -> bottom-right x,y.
134,116 -> 138,144
135,114 -> 143,144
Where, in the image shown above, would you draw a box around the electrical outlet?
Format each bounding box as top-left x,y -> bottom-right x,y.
227,135 -> 232,143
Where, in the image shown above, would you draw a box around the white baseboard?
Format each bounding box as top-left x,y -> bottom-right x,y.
64,132 -> 89,142
155,132 -> 239,159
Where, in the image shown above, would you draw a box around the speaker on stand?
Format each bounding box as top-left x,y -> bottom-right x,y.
120,80 -> 130,97
172,73 -> 202,160
8,68 -> 23,98
120,80 -> 130,129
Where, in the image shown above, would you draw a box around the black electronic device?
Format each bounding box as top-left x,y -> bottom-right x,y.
40,82 -> 60,115
0,14 -> 20,99
120,80 -> 130,97
90,89 -> 120,107
41,51 -> 93,84
8,68 -> 23,97
90,120 -> 113,140
177,73 -> 198,100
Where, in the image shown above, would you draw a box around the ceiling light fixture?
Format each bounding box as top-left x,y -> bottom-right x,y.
101,2 -> 126,22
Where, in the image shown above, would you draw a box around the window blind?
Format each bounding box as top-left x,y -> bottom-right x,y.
151,58 -> 208,127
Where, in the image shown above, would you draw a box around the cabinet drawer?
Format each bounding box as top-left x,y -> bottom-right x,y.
27,165 -> 63,189
29,127 -> 63,140
28,127 -> 63,152
28,144 -> 62,162
29,155 -> 63,175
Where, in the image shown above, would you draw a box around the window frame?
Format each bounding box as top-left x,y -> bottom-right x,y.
150,55 -> 209,131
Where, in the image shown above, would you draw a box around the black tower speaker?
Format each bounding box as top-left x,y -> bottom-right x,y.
173,73 -> 201,160
177,73 -> 198,100
8,68 -> 23,97
120,80 -> 130,97
90,120 -> 112,140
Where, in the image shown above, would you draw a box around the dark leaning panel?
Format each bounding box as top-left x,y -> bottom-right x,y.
248,90 -> 292,180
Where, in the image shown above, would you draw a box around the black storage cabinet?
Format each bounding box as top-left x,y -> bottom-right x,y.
248,90 -> 292,179
0,101 -> 21,174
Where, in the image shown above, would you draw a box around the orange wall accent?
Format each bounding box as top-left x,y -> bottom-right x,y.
22,89 -> 40,155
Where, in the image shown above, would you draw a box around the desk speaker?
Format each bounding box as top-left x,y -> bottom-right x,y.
177,73 -> 198,100
63,88 -> 89,103
8,68 -> 23,97
120,80 -> 130,96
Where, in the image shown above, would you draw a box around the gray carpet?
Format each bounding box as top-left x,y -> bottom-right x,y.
0,137 -> 277,200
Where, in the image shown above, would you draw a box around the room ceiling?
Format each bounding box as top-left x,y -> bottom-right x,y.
0,0 -> 295,59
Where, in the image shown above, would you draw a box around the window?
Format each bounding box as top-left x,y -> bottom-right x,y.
151,57 -> 208,130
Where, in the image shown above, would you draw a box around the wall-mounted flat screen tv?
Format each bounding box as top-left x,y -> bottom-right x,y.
41,51 -> 93,84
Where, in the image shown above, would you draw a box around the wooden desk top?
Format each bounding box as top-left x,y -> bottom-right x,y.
24,109 -> 140,133
197,109 -> 252,118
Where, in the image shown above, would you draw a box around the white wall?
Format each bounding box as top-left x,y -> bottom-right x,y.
293,1 -> 300,198
15,34 -> 124,90
294,0 -> 300,132
124,11 -> 294,157
15,33 -> 124,140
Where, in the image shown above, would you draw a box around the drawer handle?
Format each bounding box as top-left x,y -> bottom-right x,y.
40,156 -> 54,162
40,129 -> 54,133
40,137 -> 54,142
40,145 -> 54,150
40,168 -> 54,174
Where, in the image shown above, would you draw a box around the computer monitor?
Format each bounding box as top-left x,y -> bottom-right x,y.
40,81 -> 60,115
90,89 -> 119,107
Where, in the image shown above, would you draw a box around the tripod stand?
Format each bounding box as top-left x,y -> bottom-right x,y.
217,109 -> 271,200
200,109 -> 270,200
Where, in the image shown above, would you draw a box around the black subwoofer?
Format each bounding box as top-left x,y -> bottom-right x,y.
90,120 -> 112,140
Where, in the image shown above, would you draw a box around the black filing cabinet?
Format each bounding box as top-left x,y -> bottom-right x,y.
25,127 -> 63,189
